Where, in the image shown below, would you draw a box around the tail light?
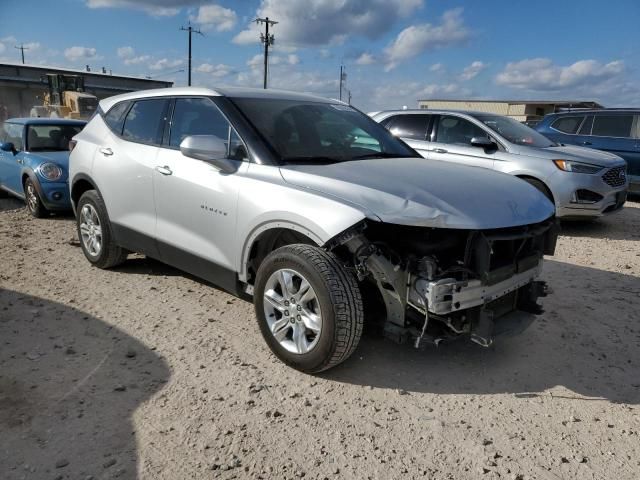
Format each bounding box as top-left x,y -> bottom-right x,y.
68,139 -> 77,152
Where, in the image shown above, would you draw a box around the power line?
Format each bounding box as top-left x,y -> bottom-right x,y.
256,17 -> 277,89
15,44 -> 29,64
180,22 -> 203,86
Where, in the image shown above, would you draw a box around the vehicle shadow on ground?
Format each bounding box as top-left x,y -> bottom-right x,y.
325,260 -> 640,405
0,289 -> 170,480
0,197 -> 24,213
560,202 -> 640,241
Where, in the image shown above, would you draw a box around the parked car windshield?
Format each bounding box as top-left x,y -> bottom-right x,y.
231,98 -> 418,164
26,124 -> 84,151
472,114 -> 556,148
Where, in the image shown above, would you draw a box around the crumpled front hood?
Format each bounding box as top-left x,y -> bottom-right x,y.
513,143 -> 625,167
280,158 -> 555,229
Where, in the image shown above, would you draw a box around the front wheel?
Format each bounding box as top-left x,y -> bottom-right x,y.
254,244 -> 363,373
76,190 -> 127,269
24,178 -> 49,218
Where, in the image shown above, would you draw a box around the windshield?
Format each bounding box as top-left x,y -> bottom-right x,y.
231,98 -> 418,164
472,114 -> 555,148
26,124 -> 83,151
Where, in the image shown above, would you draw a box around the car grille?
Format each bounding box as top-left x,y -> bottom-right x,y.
602,166 -> 627,188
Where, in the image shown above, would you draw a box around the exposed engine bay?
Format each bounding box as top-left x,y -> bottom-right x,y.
328,217 -> 559,347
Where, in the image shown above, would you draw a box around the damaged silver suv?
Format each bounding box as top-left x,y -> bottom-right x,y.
69,87 -> 558,373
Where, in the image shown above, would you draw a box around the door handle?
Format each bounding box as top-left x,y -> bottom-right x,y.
155,165 -> 173,176
99,147 -> 113,156
582,141 -> 592,146
16,158 -> 23,164
433,148 -> 448,154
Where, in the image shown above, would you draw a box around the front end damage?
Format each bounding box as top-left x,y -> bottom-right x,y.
327,217 -> 559,348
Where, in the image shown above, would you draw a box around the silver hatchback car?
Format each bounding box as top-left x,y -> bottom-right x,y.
370,110 -> 629,219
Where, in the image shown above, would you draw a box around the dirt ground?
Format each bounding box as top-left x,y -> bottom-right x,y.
1,196 -> 639,480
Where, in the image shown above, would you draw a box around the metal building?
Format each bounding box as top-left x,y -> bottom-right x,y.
417,99 -> 603,124
0,62 -> 173,118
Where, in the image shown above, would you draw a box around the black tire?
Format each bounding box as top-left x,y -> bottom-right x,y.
522,177 -> 554,203
24,178 -> 49,218
76,190 -> 127,269
254,244 -> 363,373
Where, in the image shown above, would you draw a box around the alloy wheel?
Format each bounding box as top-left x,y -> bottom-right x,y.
26,182 -> 39,213
263,268 -> 323,354
79,204 -> 103,257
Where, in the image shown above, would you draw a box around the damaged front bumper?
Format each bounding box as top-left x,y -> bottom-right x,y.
332,217 -> 559,349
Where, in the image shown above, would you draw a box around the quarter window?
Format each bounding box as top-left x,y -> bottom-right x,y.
435,116 -> 488,145
122,99 -> 168,145
551,116 -> 585,134
387,115 -> 429,140
104,101 -> 131,134
169,98 -> 247,160
591,115 -> 633,138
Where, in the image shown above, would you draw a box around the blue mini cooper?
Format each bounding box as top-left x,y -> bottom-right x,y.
0,118 -> 85,217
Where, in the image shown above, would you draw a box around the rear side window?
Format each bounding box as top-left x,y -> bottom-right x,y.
592,115 -> 633,138
103,101 -> 131,134
387,115 -> 429,140
551,116 -> 584,134
122,99 -> 168,145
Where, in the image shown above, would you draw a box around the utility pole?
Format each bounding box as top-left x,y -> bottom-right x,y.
15,44 -> 29,64
256,17 -> 277,89
180,22 -> 203,86
339,64 -> 347,101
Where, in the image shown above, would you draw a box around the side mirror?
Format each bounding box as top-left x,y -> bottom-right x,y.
0,142 -> 16,154
179,135 -> 237,174
470,137 -> 497,150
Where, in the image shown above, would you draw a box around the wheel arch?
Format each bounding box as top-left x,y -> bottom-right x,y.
70,173 -> 100,215
239,222 -> 324,285
516,174 -> 555,204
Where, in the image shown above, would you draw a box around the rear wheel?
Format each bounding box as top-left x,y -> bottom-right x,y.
77,190 -> 127,269
254,244 -> 363,373
24,178 -> 49,218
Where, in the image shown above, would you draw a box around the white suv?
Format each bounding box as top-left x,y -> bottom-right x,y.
69,87 -> 558,372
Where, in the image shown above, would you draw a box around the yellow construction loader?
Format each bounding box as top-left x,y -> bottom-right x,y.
30,74 -> 99,120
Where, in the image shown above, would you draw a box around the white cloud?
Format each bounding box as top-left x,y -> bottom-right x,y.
384,8 -> 470,71
125,55 -> 151,65
459,60 -> 486,81
233,0 -> 423,47
190,4 -> 237,32
196,63 -> 233,78
372,81 -> 471,110
85,0 -> 194,16
148,58 -> 183,71
247,53 -> 299,69
0,44 -> 4,54
64,46 -> 98,62
355,53 -> 376,66
117,46 -> 135,58
287,54 -> 300,65
429,63 -> 444,73
495,58 -> 624,90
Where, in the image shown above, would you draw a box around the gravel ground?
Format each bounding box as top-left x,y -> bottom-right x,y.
1,196 -> 639,480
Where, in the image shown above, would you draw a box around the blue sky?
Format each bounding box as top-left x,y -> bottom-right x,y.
1,0 -> 639,111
